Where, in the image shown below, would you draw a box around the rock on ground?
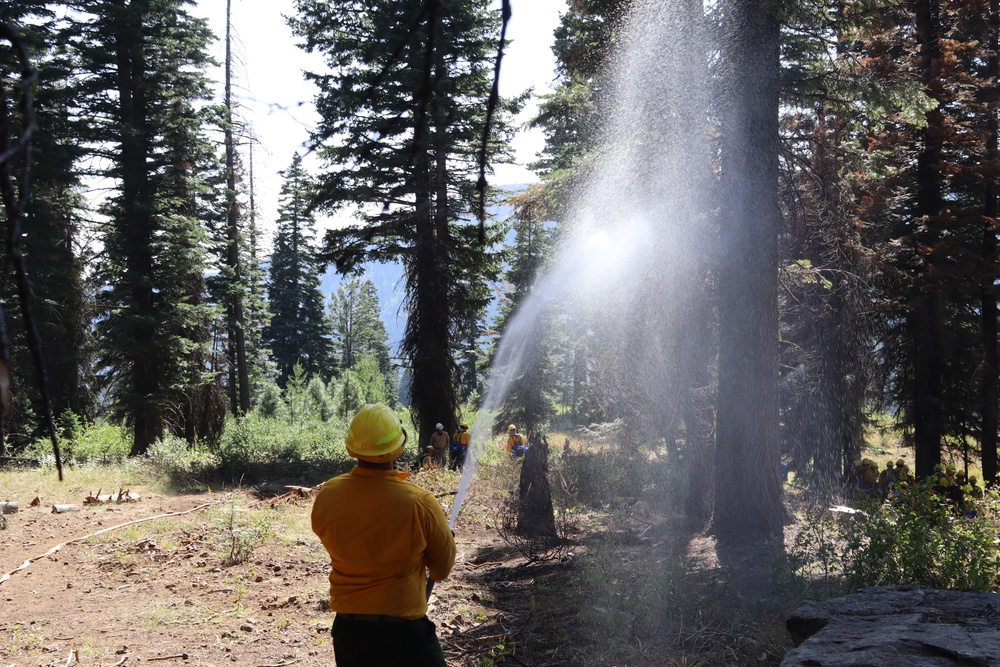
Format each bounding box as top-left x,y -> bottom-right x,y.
783,585 -> 1000,667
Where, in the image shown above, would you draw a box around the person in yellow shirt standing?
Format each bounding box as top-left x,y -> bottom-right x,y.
311,403 -> 456,667
449,422 -> 471,471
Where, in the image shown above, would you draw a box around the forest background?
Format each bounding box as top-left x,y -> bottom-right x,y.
1,0 -> 1000,550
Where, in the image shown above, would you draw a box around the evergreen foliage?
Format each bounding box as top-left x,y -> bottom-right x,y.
289,0 -> 517,445
328,277 -> 392,378
263,154 -> 333,386
69,0 -> 222,455
0,6 -> 93,454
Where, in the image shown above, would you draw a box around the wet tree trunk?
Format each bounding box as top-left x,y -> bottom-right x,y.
713,0 -> 784,543
517,432 -> 556,539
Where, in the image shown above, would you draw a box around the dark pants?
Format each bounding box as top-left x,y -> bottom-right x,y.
332,614 -> 446,667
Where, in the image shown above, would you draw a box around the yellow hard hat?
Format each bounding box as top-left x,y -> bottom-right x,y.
460,422 -> 469,430
896,458 -> 905,467
345,403 -> 407,463
508,424 -> 517,433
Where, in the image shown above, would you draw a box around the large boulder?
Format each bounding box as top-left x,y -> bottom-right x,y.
783,586 -> 1000,666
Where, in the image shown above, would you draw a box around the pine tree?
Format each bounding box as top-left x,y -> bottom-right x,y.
71,0 -> 221,454
328,277 -> 391,377
222,0 -> 250,415
289,0 -> 517,443
264,154 -> 333,386
0,4 -> 93,453
490,190 -> 557,434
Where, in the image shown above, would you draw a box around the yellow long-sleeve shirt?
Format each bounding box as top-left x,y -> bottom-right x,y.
311,466 -> 456,620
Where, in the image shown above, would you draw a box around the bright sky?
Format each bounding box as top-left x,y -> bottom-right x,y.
192,0 -> 566,240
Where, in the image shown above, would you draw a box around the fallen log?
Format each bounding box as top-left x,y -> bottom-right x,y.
0,502 -> 17,514
51,504 -> 81,514
84,488 -> 140,504
0,500 -> 221,586
283,485 -> 317,496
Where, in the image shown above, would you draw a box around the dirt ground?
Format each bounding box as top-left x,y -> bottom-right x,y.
0,476 -> 585,667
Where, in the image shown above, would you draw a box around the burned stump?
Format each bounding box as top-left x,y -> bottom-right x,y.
516,432 -> 556,539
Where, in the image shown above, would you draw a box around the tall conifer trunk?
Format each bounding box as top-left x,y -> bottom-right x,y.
224,0 -> 250,415
913,0 -> 945,478
409,55 -> 458,445
113,0 -> 162,455
981,0 -> 1000,486
714,0 -> 784,542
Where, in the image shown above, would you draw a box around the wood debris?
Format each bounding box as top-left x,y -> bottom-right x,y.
0,500 -> 220,586
30,497 -> 40,506
84,487 -> 141,505
258,483 -> 324,505
145,653 -> 188,662
51,504 -> 81,514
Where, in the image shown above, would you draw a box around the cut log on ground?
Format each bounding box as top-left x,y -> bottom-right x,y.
51,504 -> 81,514
0,502 -> 17,514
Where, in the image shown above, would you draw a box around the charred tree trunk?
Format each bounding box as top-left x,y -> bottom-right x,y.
517,432 -> 556,539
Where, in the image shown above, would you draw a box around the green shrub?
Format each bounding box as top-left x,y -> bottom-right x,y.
28,418 -> 131,465
791,481 -> 1000,593
258,383 -> 284,419
215,498 -> 274,566
553,446 -> 681,512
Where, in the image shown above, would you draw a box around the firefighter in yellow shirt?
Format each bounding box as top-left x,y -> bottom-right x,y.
311,403 -> 456,667
450,422 -> 471,471
506,424 -> 527,458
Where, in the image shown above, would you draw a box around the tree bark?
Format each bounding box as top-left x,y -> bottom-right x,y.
912,0 -> 945,479
114,0 -> 162,456
517,432 -> 556,539
981,0 -> 1000,486
224,0 -> 250,416
713,0 -> 784,543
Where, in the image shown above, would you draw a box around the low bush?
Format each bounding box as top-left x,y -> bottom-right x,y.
790,480 -> 1000,594
27,418 -> 131,465
552,444 -> 683,513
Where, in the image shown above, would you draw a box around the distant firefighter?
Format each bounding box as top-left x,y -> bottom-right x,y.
450,422 -> 470,471
429,423 -> 450,467
506,424 -> 527,459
